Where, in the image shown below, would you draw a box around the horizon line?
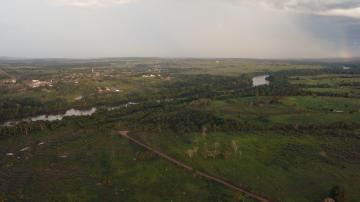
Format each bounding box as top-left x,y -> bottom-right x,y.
1,56 -> 359,61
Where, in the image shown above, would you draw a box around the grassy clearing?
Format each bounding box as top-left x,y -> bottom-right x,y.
139,131 -> 360,202
289,74 -> 360,98
202,96 -> 360,125
1,126 -> 254,202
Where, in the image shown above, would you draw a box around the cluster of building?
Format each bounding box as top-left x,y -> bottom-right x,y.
141,74 -> 172,81
1,78 -> 56,89
142,74 -> 158,78
96,87 -> 122,93
1,78 -> 17,84
25,80 -> 53,88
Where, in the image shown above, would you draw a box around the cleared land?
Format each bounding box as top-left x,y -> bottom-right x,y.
118,131 -> 271,202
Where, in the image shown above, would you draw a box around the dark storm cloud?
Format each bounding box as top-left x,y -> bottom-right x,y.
240,0 -> 360,18
271,0 -> 359,10
246,0 -> 359,10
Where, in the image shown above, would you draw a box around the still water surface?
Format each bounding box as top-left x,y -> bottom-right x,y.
252,75 -> 270,87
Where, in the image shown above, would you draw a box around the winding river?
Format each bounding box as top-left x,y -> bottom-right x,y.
1,101 -> 142,127
1,108 -> 97,127
2,75 -> 270,127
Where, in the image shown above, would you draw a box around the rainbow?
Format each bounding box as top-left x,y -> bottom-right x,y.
340,31 -> 353,60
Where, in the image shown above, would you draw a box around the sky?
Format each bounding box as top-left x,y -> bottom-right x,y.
0,0 -> 360,59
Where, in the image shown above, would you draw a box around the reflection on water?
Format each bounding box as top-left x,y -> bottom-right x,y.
2,108 -> 97,127
252,75 -> 270,87
64,108 -> 96,116
107,101 -> 139,111
2,99 -> 178,127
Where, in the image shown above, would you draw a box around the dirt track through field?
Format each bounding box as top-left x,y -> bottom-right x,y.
118,131 -> 272,202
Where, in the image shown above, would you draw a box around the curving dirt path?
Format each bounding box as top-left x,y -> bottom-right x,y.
118,131 -> 272,202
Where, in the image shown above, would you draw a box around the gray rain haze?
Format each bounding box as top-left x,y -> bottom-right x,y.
1,0 -> 360,59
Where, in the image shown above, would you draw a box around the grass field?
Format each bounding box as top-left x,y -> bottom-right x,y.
139,131 -> 360,202
289,74 -> 360,98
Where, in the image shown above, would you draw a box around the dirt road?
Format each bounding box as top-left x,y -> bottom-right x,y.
118,131 -> 272,202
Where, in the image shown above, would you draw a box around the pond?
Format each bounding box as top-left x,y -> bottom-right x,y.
252,75 -> 270,87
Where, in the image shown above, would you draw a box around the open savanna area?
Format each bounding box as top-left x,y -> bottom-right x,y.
0,58 -> 359,202
289,74 -> 360,98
